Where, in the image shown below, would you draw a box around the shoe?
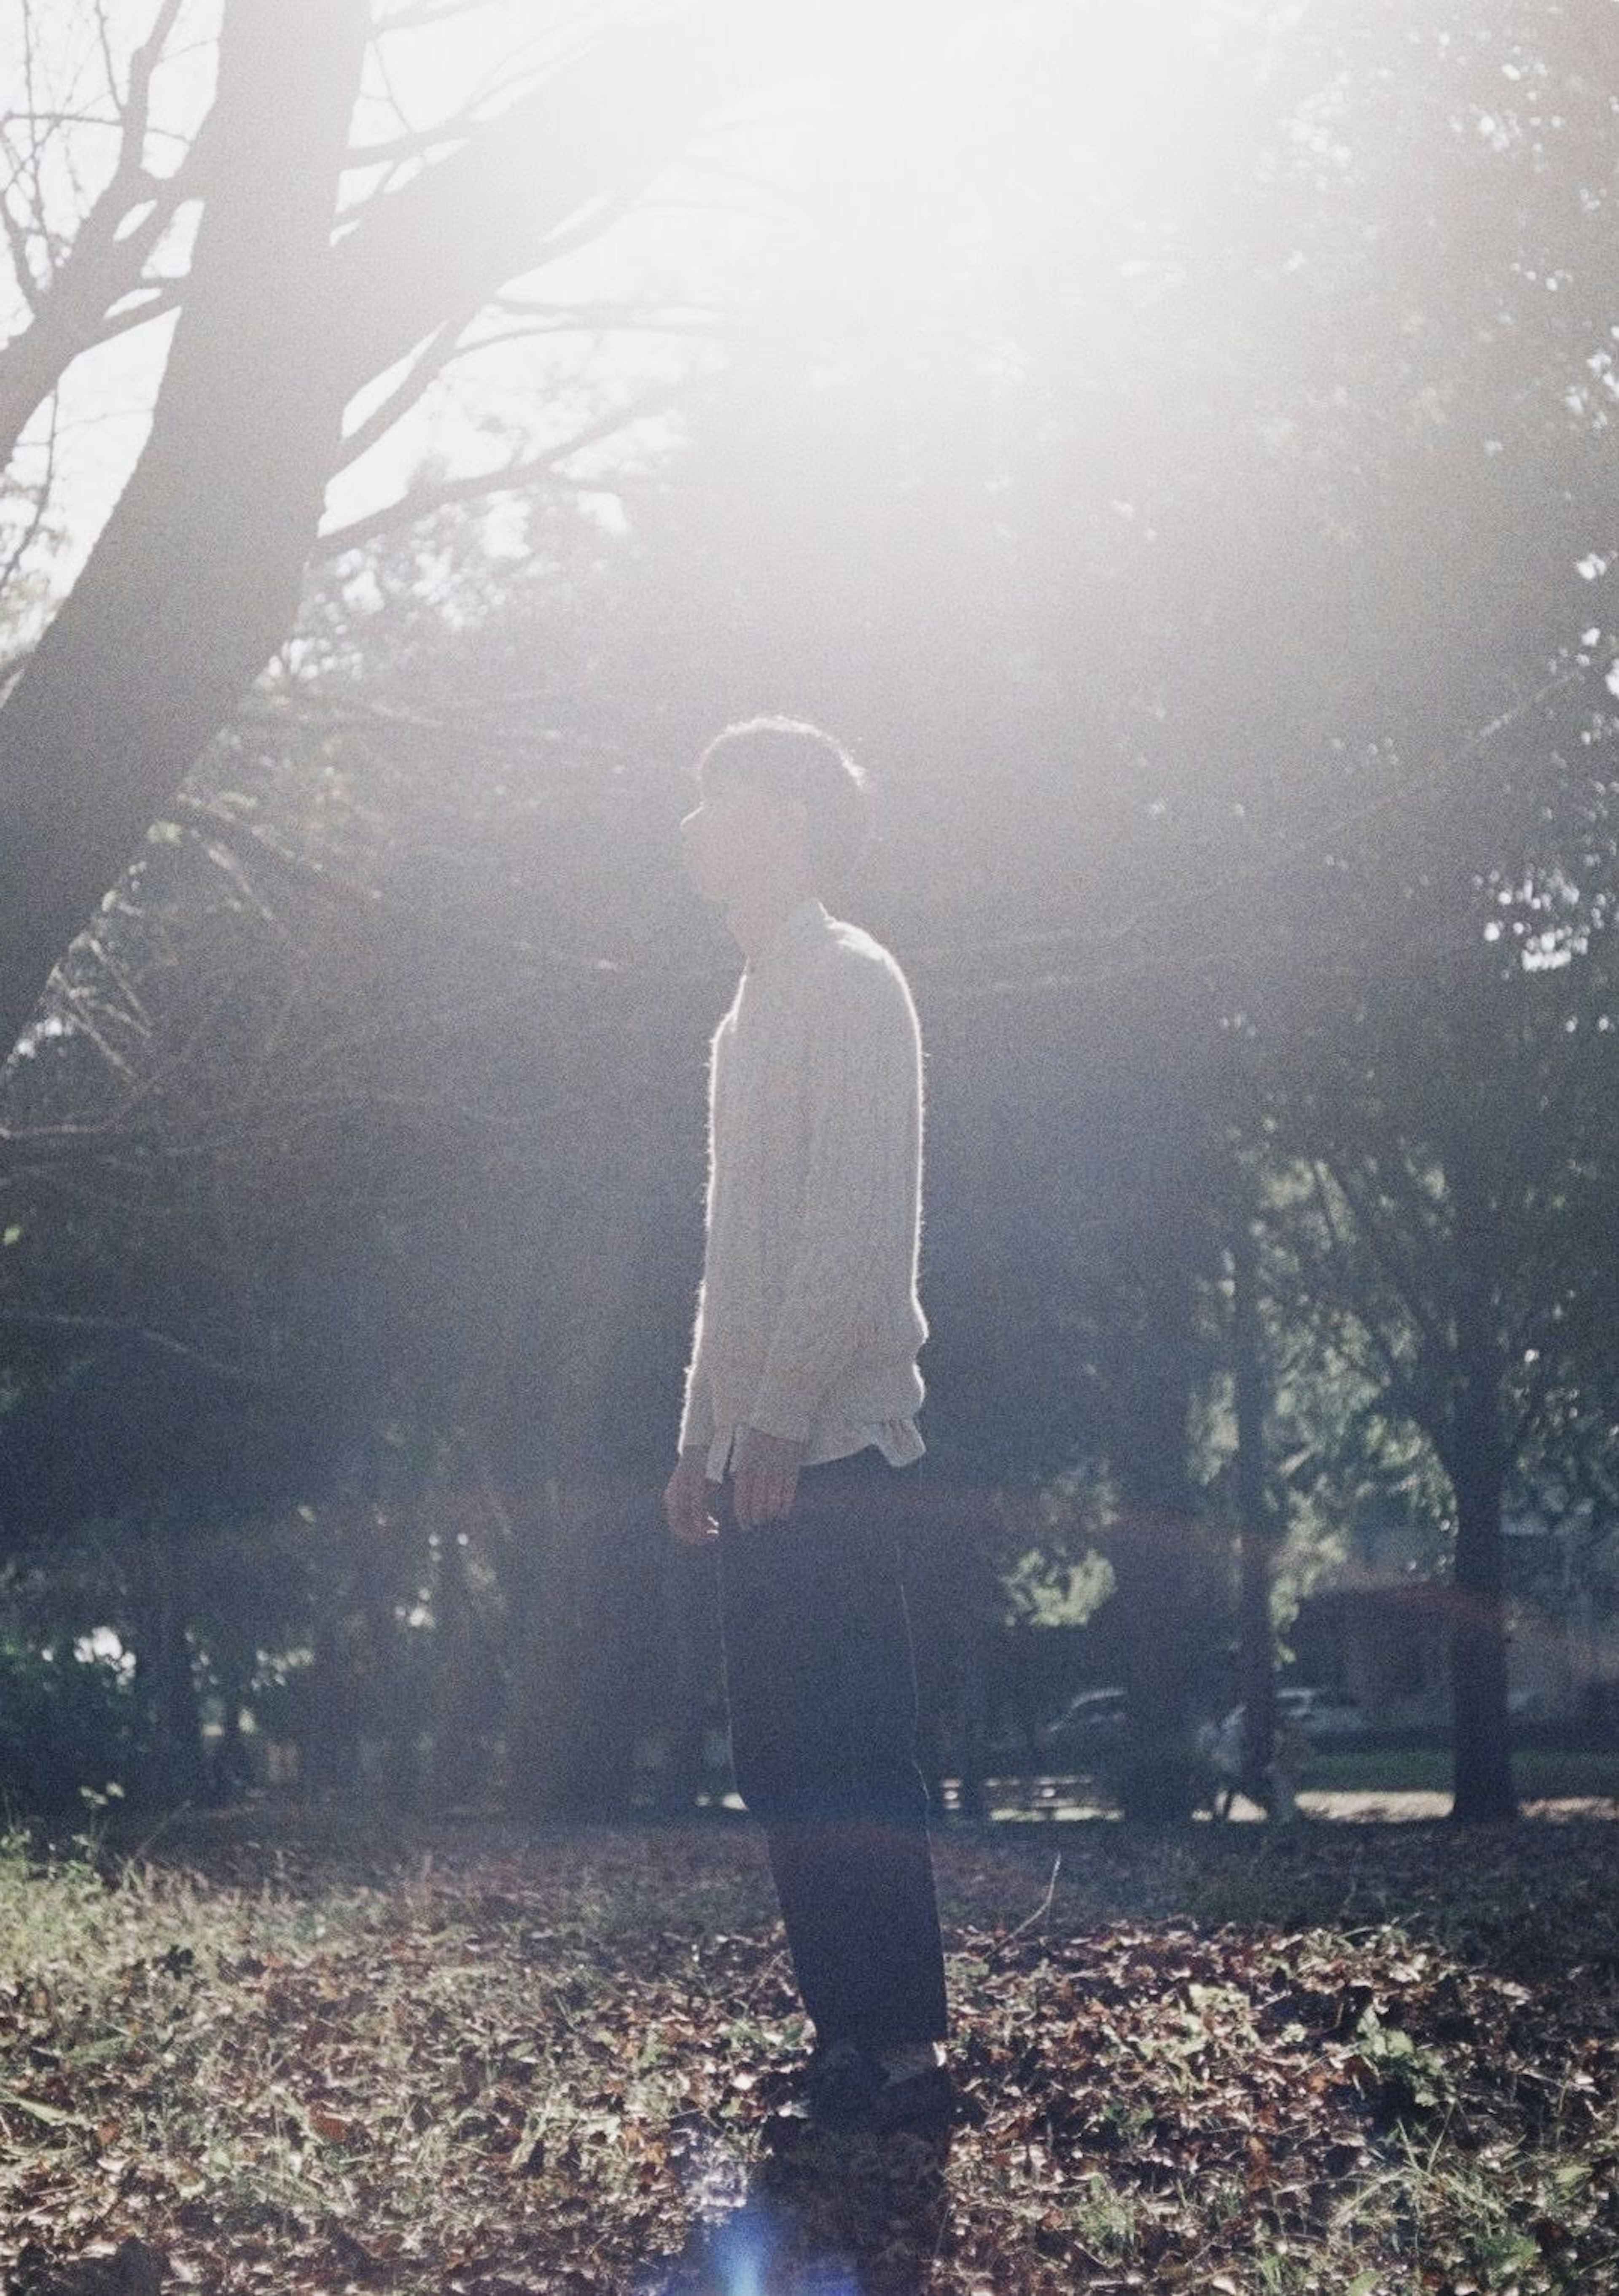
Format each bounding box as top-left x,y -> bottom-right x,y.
805,2039 -> 956,2135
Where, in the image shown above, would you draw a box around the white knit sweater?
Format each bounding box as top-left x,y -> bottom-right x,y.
678,896 -> 928,1480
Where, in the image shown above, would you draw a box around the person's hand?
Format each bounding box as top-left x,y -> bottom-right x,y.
664,1452 -> 720,1546
730,1426 -> 807,1531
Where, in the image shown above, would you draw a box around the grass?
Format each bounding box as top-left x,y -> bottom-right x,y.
0,1805 -> 1614,2293
1300,1746 -> 1619,1798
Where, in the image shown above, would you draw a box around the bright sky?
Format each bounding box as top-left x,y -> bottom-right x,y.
2,0 -> 1036,612
0,4 -> 767,601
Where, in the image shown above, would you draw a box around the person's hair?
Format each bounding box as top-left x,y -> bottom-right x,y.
694,715 -> 871,887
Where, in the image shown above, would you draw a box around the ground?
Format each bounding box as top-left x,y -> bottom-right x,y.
0,1804 -> 1615,2295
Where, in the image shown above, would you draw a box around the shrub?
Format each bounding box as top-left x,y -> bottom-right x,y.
0,1636 -> 137,1816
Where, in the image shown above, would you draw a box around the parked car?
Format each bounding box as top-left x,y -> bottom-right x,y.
1035,1685 -> 1127,1768
1275,1685 -> 1366,1742
1198,1688 -> 1364,1756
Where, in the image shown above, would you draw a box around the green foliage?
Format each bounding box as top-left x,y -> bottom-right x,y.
0,1636 -> 136,1815
1001,1545 -> 1115,1630
1353,2004 -> 1454,2117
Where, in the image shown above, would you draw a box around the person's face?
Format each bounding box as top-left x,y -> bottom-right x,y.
678,773 -> 808,905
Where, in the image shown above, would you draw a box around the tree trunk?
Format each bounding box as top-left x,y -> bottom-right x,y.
348,1469 -> 420,1819
1449,1436 -> 1516,1822
0,0 -> 369,1061
129,1519 -> 208,1809
1231,1210 -> 1279,1808
504,1472 -> 584,1821
955,1624 -> 994,1823
425,1491 -> 484,1814
204,1644 -> 255,1807
503,1106 -> 661,1822
1105,1246 -> 1209,1823
1445,1143 -> 1518,1824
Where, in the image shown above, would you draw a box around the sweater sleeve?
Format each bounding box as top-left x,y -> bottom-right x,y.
746,955 -> 923,1445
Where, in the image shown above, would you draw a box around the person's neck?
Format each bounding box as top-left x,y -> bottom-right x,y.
729,881 -> 818,967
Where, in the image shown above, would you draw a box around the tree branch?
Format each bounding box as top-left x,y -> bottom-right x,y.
1325,1148 -> 1453,1369
313,383 -> 664,559
318,6 -> 755,416
332,304 -> 479,473
0,0 -> 204,476
0,386 -> 57,596
1305,1160 -> 1434,1431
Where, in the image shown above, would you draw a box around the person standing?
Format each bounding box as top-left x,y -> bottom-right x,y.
663,716 -> 952,2136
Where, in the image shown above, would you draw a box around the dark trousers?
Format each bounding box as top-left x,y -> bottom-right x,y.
716,1442 -> 950,2048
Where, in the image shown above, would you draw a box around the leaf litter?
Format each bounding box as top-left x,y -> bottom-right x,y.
0,1811 -> 1614,2294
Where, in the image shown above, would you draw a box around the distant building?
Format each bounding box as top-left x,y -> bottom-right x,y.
1290,1498 -> 1619,1729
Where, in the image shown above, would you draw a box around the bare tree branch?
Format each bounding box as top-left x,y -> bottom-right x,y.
325,152 -> 687,479
332,303 -> 479,474
1325,1149 -> 1454,1370
91,278 -> 185,344
0,384 -> 56,595
0,0 -> 202,477
0,185 -> 46,315
341,117 -> 479,172
313,389 -> 667,558
0,1305 -> 259,1382
1305,1159 -> 1433,1431
319,9 -> 755,415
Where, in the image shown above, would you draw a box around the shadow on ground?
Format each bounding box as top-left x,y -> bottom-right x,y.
634,2114 -> 955,2296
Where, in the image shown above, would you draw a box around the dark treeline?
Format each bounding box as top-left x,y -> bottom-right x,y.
0,3 -> 1616,1828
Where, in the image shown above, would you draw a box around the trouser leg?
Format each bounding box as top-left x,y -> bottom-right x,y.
716,1444 -> 949,2046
